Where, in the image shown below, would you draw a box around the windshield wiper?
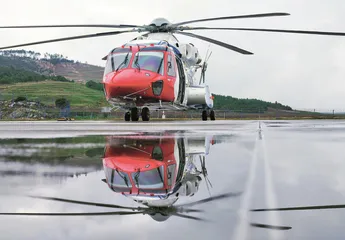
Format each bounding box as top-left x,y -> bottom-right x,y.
115,51 -> 130,71
157,57 -> 164,74
157,167 -> 164,182
134,169 -> 141,195
134,46 -> 141,71
115,169 -> 129,187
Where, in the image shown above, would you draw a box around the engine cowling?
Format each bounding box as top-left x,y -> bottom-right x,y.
178,43 -> 202,65
186,85 -> 213,108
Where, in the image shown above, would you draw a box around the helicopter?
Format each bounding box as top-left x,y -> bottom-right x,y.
1,13 -> 345,121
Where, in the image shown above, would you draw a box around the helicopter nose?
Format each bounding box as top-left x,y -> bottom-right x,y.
104,70 -> 156,98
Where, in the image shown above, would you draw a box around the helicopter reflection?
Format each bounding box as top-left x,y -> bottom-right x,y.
0,132 -> 298,229
101,132 -> 227,222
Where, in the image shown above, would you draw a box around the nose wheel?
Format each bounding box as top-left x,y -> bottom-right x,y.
131,107 -> 139,121
202,110 -> 216,121
124,107 -> 150,122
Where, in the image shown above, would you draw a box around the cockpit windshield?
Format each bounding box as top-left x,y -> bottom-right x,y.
104,166 -> 132,189
132,166 -> 164,189
104,52 -> 132,76
132,51 -> 164,75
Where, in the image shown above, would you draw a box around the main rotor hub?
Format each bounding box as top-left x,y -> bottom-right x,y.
148,18 -> 173,32
149,18 -> 171,27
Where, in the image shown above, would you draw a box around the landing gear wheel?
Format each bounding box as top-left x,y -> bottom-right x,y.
210,110 -> 216,121
202,110 -> 208,121
141,107 -> 150,121
131,108 -> 139,121
124,112 -> 131,122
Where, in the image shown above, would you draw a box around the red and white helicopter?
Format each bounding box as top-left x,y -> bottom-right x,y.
1,13 -> 345,121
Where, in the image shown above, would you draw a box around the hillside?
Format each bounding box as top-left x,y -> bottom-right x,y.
0,81 -> 107,108
0,50 -> 103,83
213,94 -> 292,112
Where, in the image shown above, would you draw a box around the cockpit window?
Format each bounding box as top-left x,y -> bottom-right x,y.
104,166 -> 132,188
132,166 -> 164,189
132,51 -> 164,75
104,52 -> 132,76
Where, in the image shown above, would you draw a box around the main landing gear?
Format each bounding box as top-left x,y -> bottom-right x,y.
124,107 -> 150,122
202,110 -> 216,121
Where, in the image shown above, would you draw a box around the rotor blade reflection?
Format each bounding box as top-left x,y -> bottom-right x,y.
177,208 -> 204,213
251,204 -> 345,212
251,222 -> 292,230
176,192 -> 241,208
173,213 -> 206,221
0,211 -> 145,216
29,195 -> 142,210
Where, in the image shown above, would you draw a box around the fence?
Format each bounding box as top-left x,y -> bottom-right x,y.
44,108 -> 345,120
1,96 -> 345,120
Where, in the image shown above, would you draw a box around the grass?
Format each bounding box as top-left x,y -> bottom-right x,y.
0,81 -> 108,108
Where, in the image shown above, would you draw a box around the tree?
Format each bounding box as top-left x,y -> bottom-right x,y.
55,98 -> 69,109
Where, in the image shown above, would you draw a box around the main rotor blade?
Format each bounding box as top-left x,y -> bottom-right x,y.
0,24 -> 143,29
182,27 -> 345,37
251,222 -> 292,230
0,30 -> 135,50
175,31 -> 253,55
173,13 -> 290,26
173,213 -> 206,221
176,192 -> 241,208
251,204 -> 345,212
0,211 -> 145,216
29,195 -> 142,210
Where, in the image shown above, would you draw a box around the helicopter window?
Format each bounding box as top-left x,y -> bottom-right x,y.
104,52 -> 132,76
132,51 -> 164,75
167,54 -> 176,76
132,165 -> 164,189
105,167 -> 132,188
167,164 -> 176,186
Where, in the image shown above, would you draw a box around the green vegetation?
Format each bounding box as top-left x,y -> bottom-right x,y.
0,135 -> 106,168
0,81 -> 108,108
55,98 -> 69,109
86,80 -> 103,91
0,66 -> 72,85
213,94 -> 292,112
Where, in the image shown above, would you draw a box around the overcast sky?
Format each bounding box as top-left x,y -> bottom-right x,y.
1,0 -> 345,110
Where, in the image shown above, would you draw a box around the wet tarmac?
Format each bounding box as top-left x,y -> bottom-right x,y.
0,120 -> 345,240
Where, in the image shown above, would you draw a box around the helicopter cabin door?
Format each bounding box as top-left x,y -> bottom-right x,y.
174,56 -> 186,104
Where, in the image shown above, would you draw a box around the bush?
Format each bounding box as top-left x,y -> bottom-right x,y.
51,75 -> 72,82
86,80 -> 103,91
55,98 -> 69,109
14,96 -> 27,102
